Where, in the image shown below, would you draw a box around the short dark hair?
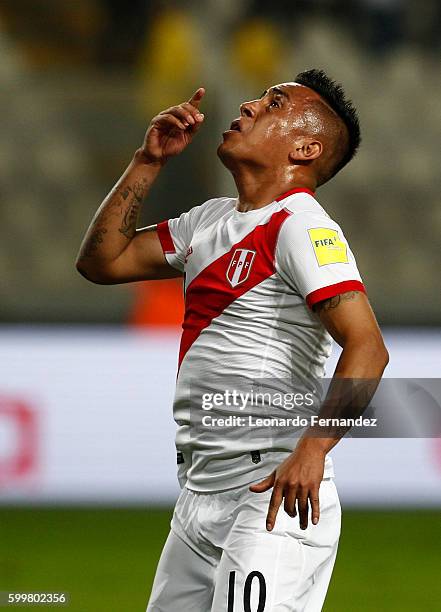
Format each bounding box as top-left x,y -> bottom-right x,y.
294,68 -> 361,180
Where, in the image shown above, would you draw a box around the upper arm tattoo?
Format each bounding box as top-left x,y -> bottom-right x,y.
313,290 -> 360,313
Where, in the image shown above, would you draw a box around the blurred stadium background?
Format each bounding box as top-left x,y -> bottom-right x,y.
0,1 -> 440,610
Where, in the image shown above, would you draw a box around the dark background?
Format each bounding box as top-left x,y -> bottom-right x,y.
0,0 -> 440,325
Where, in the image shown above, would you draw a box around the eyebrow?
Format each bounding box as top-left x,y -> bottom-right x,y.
260,86 -> 290,99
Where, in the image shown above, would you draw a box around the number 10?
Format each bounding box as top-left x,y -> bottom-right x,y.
227,570 -> 266,611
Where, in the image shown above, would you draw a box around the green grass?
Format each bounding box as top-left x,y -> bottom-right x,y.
0,508 -> 439,611
325,510 -> 441,611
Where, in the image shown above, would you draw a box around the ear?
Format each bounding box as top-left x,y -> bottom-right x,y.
289,139 -> 323,163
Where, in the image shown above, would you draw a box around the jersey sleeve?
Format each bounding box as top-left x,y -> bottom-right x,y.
276,211 -> 366,309
156,202 -> 207,272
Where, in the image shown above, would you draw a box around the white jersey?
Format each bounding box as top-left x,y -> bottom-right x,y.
157,188 -> 365,492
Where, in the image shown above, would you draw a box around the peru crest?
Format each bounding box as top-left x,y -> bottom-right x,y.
226,249 -> 256,287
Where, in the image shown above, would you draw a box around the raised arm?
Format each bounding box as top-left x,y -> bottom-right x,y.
76,88 -> 205,284
251,290 -> 389,530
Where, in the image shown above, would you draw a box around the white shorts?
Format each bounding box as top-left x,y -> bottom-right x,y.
147,478 -> 341,612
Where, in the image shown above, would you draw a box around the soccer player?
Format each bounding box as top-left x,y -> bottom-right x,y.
76,69 -> 389,611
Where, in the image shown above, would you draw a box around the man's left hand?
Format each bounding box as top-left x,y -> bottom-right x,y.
249,439 -> 326,531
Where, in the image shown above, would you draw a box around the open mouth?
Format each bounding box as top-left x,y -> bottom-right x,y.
229,119 -> 241,132
222,118 -> 243,138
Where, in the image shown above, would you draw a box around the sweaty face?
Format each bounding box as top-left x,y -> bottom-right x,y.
217,83 -> 324,169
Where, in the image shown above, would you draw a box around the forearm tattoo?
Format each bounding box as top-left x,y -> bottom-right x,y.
118,180 -> 146,239
81,227 -> 108,257
79,179 -> 148,260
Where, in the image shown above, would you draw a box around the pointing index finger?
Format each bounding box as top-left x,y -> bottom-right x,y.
188,87 -> 205,109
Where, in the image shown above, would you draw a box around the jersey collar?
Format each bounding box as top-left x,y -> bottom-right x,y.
275,188 -> 315,201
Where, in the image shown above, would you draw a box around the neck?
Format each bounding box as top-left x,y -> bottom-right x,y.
231,164 -> 316,212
